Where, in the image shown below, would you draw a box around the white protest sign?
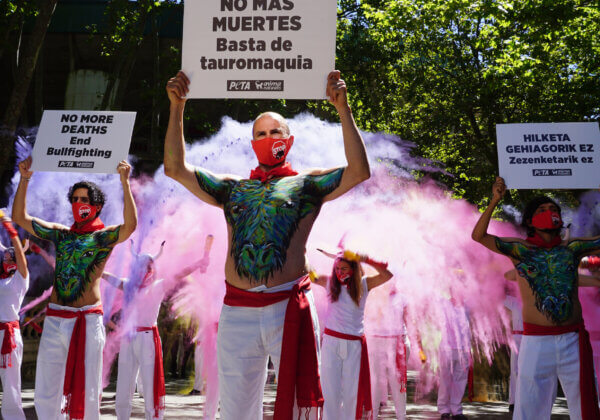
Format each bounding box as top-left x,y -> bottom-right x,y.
32,110 -> 136,173
496,122 -> 600,189
182,0 -> 337,99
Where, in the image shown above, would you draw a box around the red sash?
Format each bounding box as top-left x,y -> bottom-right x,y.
136,326 -> 166,418
324,328 -> 373,420
395,337 -> 408,393
512,330 -> 523,335
46,304 -> 104,420
0,320 -> 19,368
523,322 -> 600,420
224,277 -> 323,419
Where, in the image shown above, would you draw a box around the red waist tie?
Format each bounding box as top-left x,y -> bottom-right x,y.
46,304 -> 103,420
512,330 -> 523,335
523,322 -> 600,420
136,326 -> 165,418
224,276 -> 323,420
324,328 -> 373,420
0,320 -> 20,368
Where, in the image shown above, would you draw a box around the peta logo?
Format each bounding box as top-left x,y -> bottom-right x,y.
272,141 -> 287,159
227,80 -> 284,92
228,81 -> 251,91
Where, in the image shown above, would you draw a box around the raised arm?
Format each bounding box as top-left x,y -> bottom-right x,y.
364,255 -> 393,291
30,242 -> 55,269
1,215 -> 28,278
101,271 -> 127,290
12,157 -> 67,236
164,71 -> 233,207
322,71 -> 370,202
114,160 -> 137,244
471,177 -> 508,254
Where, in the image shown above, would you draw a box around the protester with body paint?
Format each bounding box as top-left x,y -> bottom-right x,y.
0,213 -> 29,420
12,157 -> 137,420
164,69 -> 370,419
312,249 -> 392,420
472,176 -> 600,420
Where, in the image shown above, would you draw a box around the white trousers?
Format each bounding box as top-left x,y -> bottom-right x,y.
515,332 -> 581,420
437,349 -> 469,416
34,304 -> 105,420
321,334 -> 362,420
193,341 -> 204,392
217,289 -> 320,420
115,329 -> 163,420
368,335 -> 410,419
508,334 -> 522,405
0,328 -> 26,420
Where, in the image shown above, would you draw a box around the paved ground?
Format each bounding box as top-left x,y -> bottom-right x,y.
8,377 -> 571,419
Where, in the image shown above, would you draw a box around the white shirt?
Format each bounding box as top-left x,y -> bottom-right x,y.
367,292 -> 408,336
441,300 -> 471,351
503,295 -> 523,331
325,277 -> 369,336
0,271 -> 29,322
123,278 -> 167,329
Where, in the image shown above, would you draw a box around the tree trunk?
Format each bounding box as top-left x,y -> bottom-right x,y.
0,0 -> 58,206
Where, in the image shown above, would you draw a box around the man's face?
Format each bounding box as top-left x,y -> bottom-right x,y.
534,202 -> 560,216
71,188 -> 102,216
253,115 -> 287,141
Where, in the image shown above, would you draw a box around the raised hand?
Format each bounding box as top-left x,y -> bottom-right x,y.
166,71 -> 190,106
491,176 -> 506,204
117,160 -> 132,182
19,156 -> 33,180
326,70 -> 349,112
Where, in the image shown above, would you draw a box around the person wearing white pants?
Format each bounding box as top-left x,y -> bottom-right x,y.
34,303 -> 105,420
314,250 -> 392,420
472,184 -> 600,420
367,288 -> 411,419
0,216 -> 30,420
103,248 -> 168,420
436,297 -> 471,420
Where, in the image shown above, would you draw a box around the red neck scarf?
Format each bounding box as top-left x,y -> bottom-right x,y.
526,232 -> 561,248
70,217 -> 105,234
249,162 -> 298,183
46,304 -> 104,420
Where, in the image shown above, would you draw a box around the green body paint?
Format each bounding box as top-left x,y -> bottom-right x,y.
495,236 -> 600,323
32,219 -> 120,304
195,168 -> 343,284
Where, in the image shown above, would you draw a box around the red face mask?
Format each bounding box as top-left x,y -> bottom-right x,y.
2,262 -> 16,274
72,202 -> 97,223
531,210 -> 563,230
251,136 -> 294,166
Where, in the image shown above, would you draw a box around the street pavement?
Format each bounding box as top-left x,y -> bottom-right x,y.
8,372 -> 571,419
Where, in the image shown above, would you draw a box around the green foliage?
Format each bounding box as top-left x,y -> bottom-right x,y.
335,0 -> 600,207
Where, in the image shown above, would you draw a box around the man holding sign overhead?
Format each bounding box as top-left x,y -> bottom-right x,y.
472,177 -> 600,420
11,157 -> 138,420
164,69 -> 370,419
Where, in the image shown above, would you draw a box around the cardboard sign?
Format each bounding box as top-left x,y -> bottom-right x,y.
496,122 -> 600,189
31,110 -> 136,173
182,0 -> 337,99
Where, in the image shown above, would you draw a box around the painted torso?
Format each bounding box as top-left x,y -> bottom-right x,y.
32,219 -> 120,307
196,168 -> 343,288
496,236 -> 600,325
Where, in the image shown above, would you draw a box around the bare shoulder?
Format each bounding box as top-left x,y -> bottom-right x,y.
302,167 -> 344,176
